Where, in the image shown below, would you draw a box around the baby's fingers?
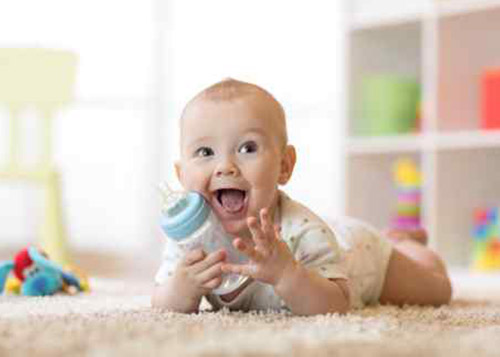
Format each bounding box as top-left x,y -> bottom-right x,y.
192,249 -> 226,274
221,263 -> 257,277
180,248 -> 206,267
247,216 -> 269,250
233,238 -> 262,262
202,276 -> 222,290
197,262 -> 224,285
273,224 -> 281,241
260,208 -> 274,238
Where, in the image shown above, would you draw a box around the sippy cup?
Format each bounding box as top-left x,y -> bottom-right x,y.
158,182 -> 249,295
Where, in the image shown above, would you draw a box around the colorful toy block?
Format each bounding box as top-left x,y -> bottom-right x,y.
472,207 -> 500,271
392,158 -> 422,230
481,69 -> 500,130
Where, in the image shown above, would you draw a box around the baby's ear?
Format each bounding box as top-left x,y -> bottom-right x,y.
278,145 -> 296,185
174,161 -> 182,183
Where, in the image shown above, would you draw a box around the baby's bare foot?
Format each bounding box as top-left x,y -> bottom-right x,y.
384,228 -> 428,246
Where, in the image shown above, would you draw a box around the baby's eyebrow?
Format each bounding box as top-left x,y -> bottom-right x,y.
244,127 -> 267,137
186,136 -> 213,148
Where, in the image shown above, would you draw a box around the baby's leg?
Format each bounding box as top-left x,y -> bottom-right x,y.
379,230 -> 452,306
384,228 -> 428,246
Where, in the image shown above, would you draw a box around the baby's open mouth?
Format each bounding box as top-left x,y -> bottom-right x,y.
216,189 -> 247,214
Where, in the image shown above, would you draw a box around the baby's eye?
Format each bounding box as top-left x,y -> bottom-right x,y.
194,147 -> 214,158
238,141 -> 258,154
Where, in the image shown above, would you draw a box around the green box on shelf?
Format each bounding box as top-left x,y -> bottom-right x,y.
357,74 -> 420,136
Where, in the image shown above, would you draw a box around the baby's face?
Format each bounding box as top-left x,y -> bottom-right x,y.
177,94 -> 287,238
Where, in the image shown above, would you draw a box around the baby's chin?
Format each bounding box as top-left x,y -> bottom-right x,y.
219,219 -> 251,239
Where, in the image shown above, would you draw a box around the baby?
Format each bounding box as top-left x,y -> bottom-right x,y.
152,79 -> 452,315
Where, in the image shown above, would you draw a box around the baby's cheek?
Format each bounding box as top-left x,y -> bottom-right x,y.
183,176 -> 199,190
248,162 -> 280,186
181,166 -> 209,190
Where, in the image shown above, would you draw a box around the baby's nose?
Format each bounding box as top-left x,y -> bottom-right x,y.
215,159 -> 240,177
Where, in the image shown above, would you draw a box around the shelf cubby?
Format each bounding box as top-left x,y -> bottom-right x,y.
349,22 -> 422,137
346,152 -> 422,230
345,1 -> 500,270
438,7 -> 500,132
348,0 -> 430,30
436,147 -> 500,266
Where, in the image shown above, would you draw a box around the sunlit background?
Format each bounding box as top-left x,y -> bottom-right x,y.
0,1 -> 345,272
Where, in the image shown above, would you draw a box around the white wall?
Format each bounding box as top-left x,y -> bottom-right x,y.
0,0 -> 156,253
0,0 -> 345,254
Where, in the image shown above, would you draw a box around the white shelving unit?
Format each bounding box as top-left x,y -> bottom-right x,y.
345,0 -> 500,269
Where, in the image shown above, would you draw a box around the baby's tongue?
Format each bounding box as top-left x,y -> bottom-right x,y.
220,189 -> 245,213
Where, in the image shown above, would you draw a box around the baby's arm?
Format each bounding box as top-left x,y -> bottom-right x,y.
152,248 -> 226,313
221,208 -> 350,316
273,264 -> 350,315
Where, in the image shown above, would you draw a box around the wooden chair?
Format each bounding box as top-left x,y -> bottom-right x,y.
0,48 -> 77,265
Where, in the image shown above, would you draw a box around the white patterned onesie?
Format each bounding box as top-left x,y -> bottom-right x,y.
155,190 -> 393,310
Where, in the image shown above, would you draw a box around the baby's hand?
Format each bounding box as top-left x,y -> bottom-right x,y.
172,248 -> 226,298
221,208 -> 296,287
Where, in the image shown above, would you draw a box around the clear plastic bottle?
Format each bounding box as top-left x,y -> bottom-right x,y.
158,182 -> 249,295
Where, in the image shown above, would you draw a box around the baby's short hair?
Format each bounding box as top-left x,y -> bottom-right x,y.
181,78 -> 288,146
196,78 -> 273,101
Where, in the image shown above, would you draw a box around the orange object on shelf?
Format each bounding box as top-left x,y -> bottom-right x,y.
481,69 -> 500,130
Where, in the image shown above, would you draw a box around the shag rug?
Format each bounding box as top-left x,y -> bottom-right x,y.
1,274 -> 500,357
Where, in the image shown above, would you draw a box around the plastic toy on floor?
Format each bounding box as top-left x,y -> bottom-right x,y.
0,246 -> 90,296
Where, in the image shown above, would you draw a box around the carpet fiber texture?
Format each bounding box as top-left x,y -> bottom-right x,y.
1,276 -> 499,356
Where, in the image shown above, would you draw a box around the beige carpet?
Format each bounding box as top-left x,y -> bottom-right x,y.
1,274 -> 500,357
